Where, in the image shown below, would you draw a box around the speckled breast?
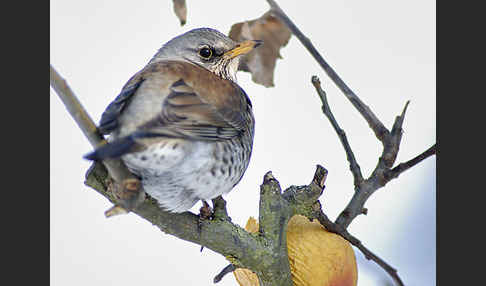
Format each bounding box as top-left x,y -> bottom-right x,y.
121,116 -> 254,213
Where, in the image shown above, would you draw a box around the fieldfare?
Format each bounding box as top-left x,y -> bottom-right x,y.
85,28 -> 260,213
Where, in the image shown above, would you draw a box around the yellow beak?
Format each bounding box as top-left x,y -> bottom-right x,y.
224,40 -> 263,59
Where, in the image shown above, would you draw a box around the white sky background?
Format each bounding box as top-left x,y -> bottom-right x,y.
50,1 -> 436,285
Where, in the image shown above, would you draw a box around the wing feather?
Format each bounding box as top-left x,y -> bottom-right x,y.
86,61 -> 253,160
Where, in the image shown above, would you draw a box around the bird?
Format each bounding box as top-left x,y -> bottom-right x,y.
84,28 -> 261,214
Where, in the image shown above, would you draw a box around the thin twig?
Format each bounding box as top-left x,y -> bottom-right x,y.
304,175 -> 405,286
51,63 -> 298,283
49,65 -> 105,149
266,0 -> 389,142
263,2 -> 436,285
314,207 -> 404,286
311,76 -> 364,188
385,144 -> 437,182
50,65 -> 144,212
213,264 -> 236,283
266,0 -> 434,230
334,100 -> 416,229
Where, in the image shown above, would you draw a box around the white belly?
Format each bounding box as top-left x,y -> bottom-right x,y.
121,139 -> 245,213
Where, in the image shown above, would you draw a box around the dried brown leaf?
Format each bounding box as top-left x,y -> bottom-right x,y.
172,0 -> 187,26
229,11 -> 291,87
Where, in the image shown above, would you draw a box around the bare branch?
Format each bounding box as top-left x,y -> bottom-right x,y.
380,101 -> 411,170
278,166 -> 405,286
50,65 -> 144,212
262,2 -> 436,284
214,264 -> 236,283
334,101 -> 424,230
53,2 -> 436,283
385,144 -> 437,182
264,0 -> 435,232
212,196 -> 231,221
265,0 -> 389,142
313,207 -> 404,286
276,165 -> 404,285
257,171 -> 293,286
311,76 -> 364,188
49,65 -> 104,149
51,64 -> 296,286
85,162 -> 270,274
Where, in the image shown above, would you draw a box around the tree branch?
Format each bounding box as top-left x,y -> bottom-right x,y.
311,72 -> 435,232
385,144 -> 437,182
214,264 -> 237,283
212,196 -> 231,221
261,2 -> 436,284
275,165 -> 405,286
266,0 -> 389,142
265,0 -> 436,228
50,65 -> 145,212
313,207 -> 404,286
334,99 -> 425,230
52,2 -> 436,283
255,172 -> 293,286
311,76 -> 364,189
85,161 -> 272,276
51,64 -> 302,285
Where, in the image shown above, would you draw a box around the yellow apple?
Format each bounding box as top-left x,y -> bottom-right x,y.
233,215 -> 358,286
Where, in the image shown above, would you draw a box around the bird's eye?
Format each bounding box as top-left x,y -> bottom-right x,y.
198,47 -> 213,59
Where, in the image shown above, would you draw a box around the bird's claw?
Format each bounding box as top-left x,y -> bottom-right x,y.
197,200 -> 214,252
197,200 -> 213,233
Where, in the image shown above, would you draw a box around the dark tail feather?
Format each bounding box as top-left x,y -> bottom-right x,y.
84,136 -> 137,161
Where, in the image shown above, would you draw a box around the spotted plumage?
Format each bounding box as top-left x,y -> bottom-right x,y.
84,28 -> 259,212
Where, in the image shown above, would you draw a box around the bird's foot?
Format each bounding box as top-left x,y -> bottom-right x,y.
197,200 -> 214,251
199,200 -> 214,221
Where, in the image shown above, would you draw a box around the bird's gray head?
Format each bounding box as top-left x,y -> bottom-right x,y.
150,28 -> 262,82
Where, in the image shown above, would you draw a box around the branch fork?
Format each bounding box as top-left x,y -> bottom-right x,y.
51,1 -> 435,285
265,1 -> 435,285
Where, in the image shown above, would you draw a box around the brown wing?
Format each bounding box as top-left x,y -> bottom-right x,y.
86,61 -> 253,160
98,71 -> 145,135
137,60 -> 252,141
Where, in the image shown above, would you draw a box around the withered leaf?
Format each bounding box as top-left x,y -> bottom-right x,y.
229,11 -> 291,87
172,0 -> 187,26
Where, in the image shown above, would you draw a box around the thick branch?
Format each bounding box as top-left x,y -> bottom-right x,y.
50,65 -> 144,212
87,162 -> 297,286
257,172 -> 293,286
52,3 -> 437,282
252,166 -> 331,285
261,2 -> 436,284
278,165 -> 405,286
212,196 -> 231,221
85,162 -> 268,272
51,64 -> 299,286
282,165 -> 328,217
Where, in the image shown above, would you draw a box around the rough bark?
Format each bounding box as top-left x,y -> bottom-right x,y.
84,160 -> 329,286
51,1 -> 436,285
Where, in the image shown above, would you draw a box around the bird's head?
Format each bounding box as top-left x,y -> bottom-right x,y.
150,28 -> 262,82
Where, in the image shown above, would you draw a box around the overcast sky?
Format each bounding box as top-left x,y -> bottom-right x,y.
51,1 -> 436,285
